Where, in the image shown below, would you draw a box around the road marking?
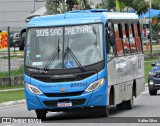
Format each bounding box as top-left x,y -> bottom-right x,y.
141,91 -> 149,94
0,103 -> 25,109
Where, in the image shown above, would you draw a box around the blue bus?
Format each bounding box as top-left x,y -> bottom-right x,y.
24,9 -> 145,119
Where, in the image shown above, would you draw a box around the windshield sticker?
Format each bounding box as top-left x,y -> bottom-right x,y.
65,61 -> 73,68
35,25 -> 93,37
32,62 -> 43,66
36,55 -> 42,58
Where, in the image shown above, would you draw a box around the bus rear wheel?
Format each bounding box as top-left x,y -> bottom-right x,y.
35,110 -> 47,120
125,95 -> 134,110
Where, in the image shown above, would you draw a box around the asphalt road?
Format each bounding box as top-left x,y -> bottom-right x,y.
0,87 -> 160,126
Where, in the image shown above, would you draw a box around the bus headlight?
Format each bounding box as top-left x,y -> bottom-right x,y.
26,83 -> 43,95
85,78 -> 105,92
149,72 -> 156,76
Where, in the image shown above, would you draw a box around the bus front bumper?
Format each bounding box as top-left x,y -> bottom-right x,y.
25,86 -> 107,111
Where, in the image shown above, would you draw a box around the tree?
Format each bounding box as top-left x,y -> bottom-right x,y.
96,0 -> 116,11
121,0 -> 149,15
96,0 -> 148,15
45,0 -> 91,15
152,13 -> 160,43
152,0 -> 160,9
45,0 -> 68,14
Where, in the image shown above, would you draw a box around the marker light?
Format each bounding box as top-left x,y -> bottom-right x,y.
85,78 -> 105,92
26,83 -> 43,95
149,80 -> 154,85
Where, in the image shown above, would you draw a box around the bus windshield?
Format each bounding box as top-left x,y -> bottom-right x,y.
25,23 -> 103,69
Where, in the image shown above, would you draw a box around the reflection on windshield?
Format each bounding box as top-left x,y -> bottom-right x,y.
25,24 -> 103,69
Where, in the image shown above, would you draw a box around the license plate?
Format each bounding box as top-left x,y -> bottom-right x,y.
57,102 -> 72,107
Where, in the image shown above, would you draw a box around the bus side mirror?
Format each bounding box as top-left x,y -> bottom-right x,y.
151,62 -> 156,67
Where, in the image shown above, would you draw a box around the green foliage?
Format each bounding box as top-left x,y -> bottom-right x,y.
152,13 -> 160,43
0,85 -> 23,90
121,0 -> 149,15
152,0 -> 160,9
145,61 -> 152,83
0,90 -> 25,103
96,0 -> 148,14
45,0 -> 91,14
97,0 -> 116,11
45,0 -> 68,14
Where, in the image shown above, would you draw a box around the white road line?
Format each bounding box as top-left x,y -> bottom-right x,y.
141,91 -> 149,94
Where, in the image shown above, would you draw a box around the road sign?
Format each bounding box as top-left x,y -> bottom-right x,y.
0,31 -> 8,49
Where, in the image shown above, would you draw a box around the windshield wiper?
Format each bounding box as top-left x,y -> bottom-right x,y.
64,47 -> 85,72
44,41 -> 60,70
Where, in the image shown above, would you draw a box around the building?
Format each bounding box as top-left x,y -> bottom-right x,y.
0,0 -> 45,32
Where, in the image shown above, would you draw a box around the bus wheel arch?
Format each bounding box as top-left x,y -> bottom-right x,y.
109,86 -> 115,106
125,80 -> 136,110
133,80 -> 136,97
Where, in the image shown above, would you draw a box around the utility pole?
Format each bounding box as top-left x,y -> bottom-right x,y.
149,0 -> 153,56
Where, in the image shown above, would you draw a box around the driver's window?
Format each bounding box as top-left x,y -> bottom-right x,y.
106,23 -> 116,61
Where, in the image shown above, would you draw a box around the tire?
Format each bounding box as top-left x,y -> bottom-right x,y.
117,95 -> 134,110
19,43 -> 24,50
116,102 -> 125,110
98,106 -> 109,117
89,106 -> 109,117
149,90 -> 157,95
35,110 -> 47,120
125,95 -> 134,110
19,32 -> 26,51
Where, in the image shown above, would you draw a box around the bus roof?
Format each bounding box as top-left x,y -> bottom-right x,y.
27,9 -> 139,27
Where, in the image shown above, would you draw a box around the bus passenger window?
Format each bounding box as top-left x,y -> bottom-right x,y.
122,24 -> 130,55
134,23 -> 142,53
129,24 -> 137,54
115,24 -> 124,56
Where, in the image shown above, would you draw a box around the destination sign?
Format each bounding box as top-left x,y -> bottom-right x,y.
35,25 -> 93,37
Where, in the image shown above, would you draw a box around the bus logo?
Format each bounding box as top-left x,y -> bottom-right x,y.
61,87 -> 66,93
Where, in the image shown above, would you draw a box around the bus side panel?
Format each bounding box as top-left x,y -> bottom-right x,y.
136,54 -> 145,96
107,54 -> 144,105
107,59 -> 116,87
114,56 -> 131,104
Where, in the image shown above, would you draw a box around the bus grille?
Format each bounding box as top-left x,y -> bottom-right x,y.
32,72 -> 95,83
44,91 -> 83,97
43,99 -> 86,107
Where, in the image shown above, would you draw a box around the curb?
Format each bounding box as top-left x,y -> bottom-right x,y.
0,88 -> 24,92
0,100 -> 26,107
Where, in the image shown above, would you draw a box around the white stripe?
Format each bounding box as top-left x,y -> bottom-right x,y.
141,91 -> 149,94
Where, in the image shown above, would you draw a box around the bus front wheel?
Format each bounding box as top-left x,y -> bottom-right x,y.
35,110 -> 47,120
96,106 -> 109,117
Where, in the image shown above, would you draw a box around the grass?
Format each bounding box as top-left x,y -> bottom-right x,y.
144,61 -> 152,83
0,90 -> 25,103
0,66 -> 24,78
0,84 -> 24,90
144,50 -> 160,55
